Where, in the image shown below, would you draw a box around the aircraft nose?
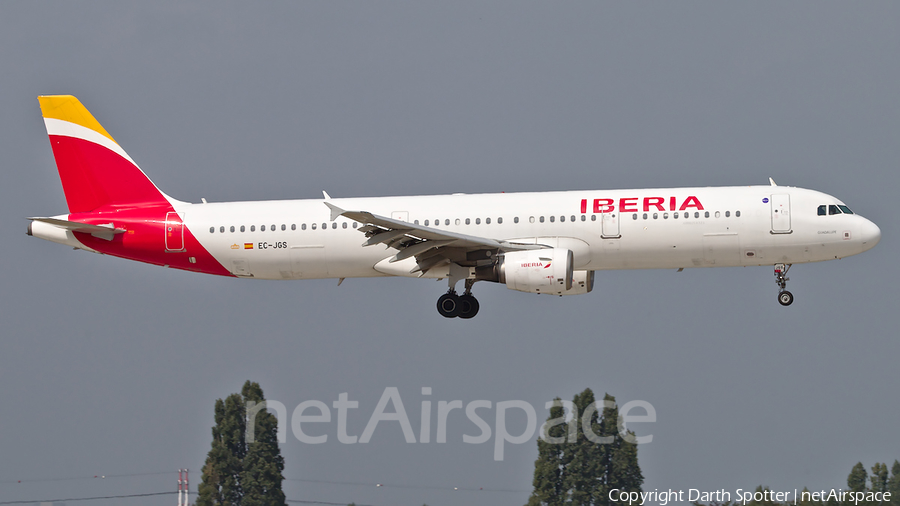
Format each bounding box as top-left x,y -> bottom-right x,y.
859,218 -> 881,252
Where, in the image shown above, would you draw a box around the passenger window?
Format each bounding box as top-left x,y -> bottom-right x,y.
291,224 -> 296,230
261,225 -> 266,232
209,227 -> 214,233
322,223 -> 327,229
633,213 -> 638,220
230,226 -> 235,233
414,220 -> 419,225
455,218 -> 461,225
311,223 -> 316,230
281,224 -> 286,231
704,211 -> 710,218
498,217 -> 503,224
342,222 -> 347,229
424,220 -> 430,226
570,215 -> 575,222
829,205 -> 841,215
476,218 -> 481,224
251,225 -> 256,232
725,211 -> 731,217
241,225 -> 246,232
549,216 -> 555,223
272,224 -> 276,231
486,217 -> 491,224
683,212 -> 689,218
643,213 -> 648,220
839,205 -> 853,215
653,213 -> 658,220
715,211 -> 721,218
663,213 -> 668,219
529,216 -> 535,223
514,217 -> 520,224
591,215 -> 596,221
673,212 -> 678,219
444,219 -> 450,226
580,215 -> 586,222
539,216 -> 545,223
817,205 -> 827,216
735,211 -> 741,217
694,212 -> 699,218
301,224 -> 307,230
465,218 -> 470,225
332,222 -> 337,229
220,226 -> 225,233
353,222 -> 358,228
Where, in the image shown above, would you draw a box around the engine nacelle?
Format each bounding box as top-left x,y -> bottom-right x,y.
564,270 -> 596,295
498,248 -> 574,295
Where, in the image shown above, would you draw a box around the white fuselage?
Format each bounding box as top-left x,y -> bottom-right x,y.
175,185 -> 880,281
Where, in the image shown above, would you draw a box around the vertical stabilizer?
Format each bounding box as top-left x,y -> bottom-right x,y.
38,95 -> 173,213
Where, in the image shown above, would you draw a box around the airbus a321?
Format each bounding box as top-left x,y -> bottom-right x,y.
28,96 -> 881,318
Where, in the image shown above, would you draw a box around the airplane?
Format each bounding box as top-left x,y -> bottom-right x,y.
28,96 -> 881,319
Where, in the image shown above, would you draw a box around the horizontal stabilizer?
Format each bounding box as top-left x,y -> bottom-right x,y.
28,217 -> 125,241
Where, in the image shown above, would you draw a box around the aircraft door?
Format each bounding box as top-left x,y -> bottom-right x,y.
165,212 -> 185,251
770,194 -> 792,233
601,213 -> 620,239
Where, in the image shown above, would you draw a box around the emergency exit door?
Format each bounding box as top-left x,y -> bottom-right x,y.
601,213 -> 620,238
770,194 -> 792,234
165,212 -> 185,251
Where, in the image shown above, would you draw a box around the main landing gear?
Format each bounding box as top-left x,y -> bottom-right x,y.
437,279 -> 480,319
774,263 -> 793,306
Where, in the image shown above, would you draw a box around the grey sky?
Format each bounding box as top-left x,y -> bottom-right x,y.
1,2 -> 898,505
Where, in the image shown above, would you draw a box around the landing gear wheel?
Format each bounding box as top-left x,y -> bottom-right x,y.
773,264 -> 794,307
437,291 -> 461,318
778,291 -> 794,306
458,294 -> 480,319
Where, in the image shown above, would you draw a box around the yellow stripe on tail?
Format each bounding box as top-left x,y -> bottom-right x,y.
38,95 -> 117,144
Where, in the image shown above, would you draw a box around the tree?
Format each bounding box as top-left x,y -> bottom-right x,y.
198,394 -> 247,506
526,389 -> 643,506
527,398 -> 567,506
597,393 -> 643,506
563,389 -> 604,506
871,463 -> 889,494
241,381 -> 286,506
197,382 -> 285,506
888,461 -> 900,506
848,462 -> 868,493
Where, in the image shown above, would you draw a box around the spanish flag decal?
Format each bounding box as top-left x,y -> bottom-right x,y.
244,243 -> 254,250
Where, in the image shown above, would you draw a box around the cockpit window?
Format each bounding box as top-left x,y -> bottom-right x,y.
817,205 -> 826,216
838,205 -> 853,215
829,205 -> 841,215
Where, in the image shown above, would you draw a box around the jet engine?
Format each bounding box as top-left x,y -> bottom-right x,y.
474,248 -> 592,295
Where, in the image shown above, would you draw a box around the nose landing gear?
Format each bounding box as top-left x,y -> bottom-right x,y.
774,263 -> 793,306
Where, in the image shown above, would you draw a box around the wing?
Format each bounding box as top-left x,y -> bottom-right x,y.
324,202 -> 542,276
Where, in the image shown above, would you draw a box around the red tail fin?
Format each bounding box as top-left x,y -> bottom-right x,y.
38,95 -> 172,213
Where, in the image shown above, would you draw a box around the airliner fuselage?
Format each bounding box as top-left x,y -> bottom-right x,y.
28,96 -> 881,318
